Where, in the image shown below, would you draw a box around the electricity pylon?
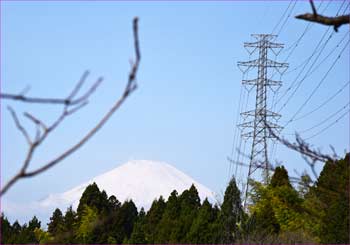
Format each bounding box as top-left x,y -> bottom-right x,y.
237,34 -> 288,208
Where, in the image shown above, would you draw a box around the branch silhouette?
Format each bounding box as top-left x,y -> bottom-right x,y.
295,0 -> 350,32
1,17 -> 141,196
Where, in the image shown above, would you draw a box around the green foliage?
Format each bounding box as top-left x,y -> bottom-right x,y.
2,155 -> 348,244
128,208 -> 147,244
77,182 -> 110,218
186,198 -> 218,243
110,199 -> 138,243
1,215 -> 41,244
47,208 -> 64,236
313,153 -> 350,243
76,205 -> 98,244
170,184 -> 201,243
34,227 -> 53,244
270,166 -> 292,188
59,205 -> 78,243
216,177 -> 244,243
143,196 -> 166,243
155,190 -> 180,243
247,166 -> 316,243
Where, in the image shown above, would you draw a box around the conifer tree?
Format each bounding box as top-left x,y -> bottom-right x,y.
155,190 -> 180,243
186,198 -> 218,243
111,199 -> 138,243
60,206 -> 77,243
48,208 -> 64,237
314,153 -> 349,243
217,177 -> 244,243
76,205 -> 98,244
144,196 -> 166,243
170,184 -> 201,243
129,208 -> 147,244
1,214 -> 12,244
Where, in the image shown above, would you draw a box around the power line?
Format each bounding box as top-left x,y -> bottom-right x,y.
293,80 -> 349,121
304,109 -> 350,140
284,39 -> 350,126
284,30 -> 349,76
276,27 -> 334,111
271,1 -> 293,35
276,1 -> 298,37
280,0 -> 328,55
280,32 -> 349,114
298,102 -> 350,134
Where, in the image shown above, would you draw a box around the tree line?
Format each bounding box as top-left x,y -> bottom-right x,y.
1,153 -> 348,244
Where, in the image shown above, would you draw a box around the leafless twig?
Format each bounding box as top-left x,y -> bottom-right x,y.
0,17 -> 141,196
0,71 -> 102,106
265,122 -> 338,179
295,0 -> 350,32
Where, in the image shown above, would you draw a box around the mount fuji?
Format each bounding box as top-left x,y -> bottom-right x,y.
39,160 -> 217,212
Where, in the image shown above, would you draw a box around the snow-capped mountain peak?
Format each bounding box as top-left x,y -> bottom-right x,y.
40,160 -> 216,211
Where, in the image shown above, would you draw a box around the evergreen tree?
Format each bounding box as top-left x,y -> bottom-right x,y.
248,166 -> 315,243
76,205 -> 98,244
61,206 -> 77,243
186,198 -> 218,243
314,153 -> 349,243
25,216 -> 41,243
108,195 -> 121,211
10,220 -> 24,243
47,208 -> 64,237
111,199 -> 138,243
1,214 -> 12,244
217,177 -> 244,243
155,190 -> 180,243
77,182 -> 109,218
170,184 -> 201,243
270,166 -> 292,188
144,196 -> 166,243
129,208 -> 147,244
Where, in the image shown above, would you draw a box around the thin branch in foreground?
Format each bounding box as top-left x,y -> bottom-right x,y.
295,0 -> 350,32
265,121 -> 338,179
0,70 -> 103,106
0,17 -> 141,196
7,106 -> 32,145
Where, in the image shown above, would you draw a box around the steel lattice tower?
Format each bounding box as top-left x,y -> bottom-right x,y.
237,34 -> 288,208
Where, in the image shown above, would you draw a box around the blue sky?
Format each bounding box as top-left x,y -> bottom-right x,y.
1,1 -> 349,222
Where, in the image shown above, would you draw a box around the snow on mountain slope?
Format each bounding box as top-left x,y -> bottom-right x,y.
40,160 -> 217,211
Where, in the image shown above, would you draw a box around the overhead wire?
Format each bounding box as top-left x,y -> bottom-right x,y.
275,1 -> 298,36
267,0 -> 338,165
271,2 -> 334,103
283,39 -> 350,127
271,1 -> 293,35
275,27 -> 334,111
292,80 -> 350,121
279,31 -> 349,115
304,109 -> 350,140
297,102 -> 350,134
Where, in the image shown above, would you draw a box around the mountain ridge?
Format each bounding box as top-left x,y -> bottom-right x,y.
39,160 -> 217,211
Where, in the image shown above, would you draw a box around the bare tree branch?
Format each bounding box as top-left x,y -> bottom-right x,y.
265,122 -> 338,179
7,106 -> 32,145
295,0 -> 350,32
0,71 -> 103,106
0,17 -> 141,196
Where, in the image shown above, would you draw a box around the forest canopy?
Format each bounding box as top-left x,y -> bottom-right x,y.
1,153 -> 349,244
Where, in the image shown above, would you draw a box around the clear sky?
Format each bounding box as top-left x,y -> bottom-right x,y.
1,1 -> 349,223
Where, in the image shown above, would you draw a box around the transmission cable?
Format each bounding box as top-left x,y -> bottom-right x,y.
298,102 -> 350,134
276,1 -> 298,37
304,109 -> 350,140
284,40 -> 349,127
293,80 -> 350,121
271,1 -> 293,35
276,27 -> 334,110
